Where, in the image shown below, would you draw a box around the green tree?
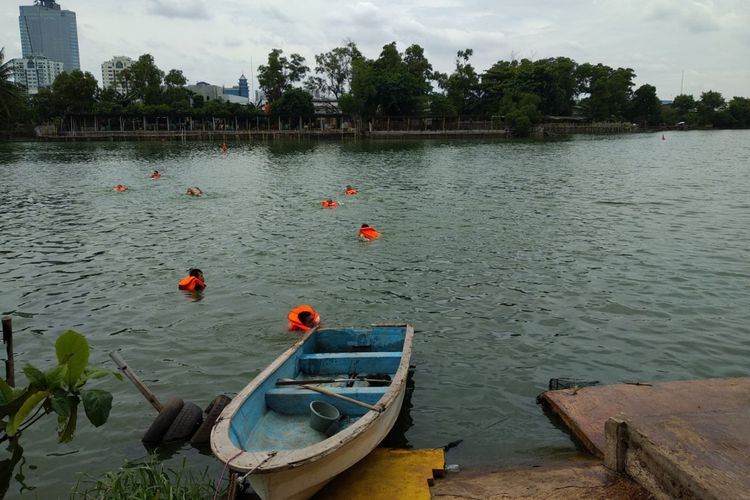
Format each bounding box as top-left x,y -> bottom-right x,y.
0,47 -> 23,120
670,94 -> 696,124
628,84 -> 661,126
119,54 -> 164,104
697,90 -> 725,126
310,41 -> 362,99
257,49 -> 309,102
727,97 -> 750,128
443,49 -> 482,114
271,88 -> 315,123
576,63 -> 635,120
164,69 -> 187,88
500,91 -> 541,136
50,70 -> 99,114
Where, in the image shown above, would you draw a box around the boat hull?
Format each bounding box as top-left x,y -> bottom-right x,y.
250,386 -> 406,500
211,324 -> 414,500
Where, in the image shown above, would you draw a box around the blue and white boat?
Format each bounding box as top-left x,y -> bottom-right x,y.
211,324 -> 414,500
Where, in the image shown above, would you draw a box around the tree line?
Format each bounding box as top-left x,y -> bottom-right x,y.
1,44 -> 749,136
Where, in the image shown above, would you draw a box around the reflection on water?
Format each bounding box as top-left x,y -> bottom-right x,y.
1,132 -> 750,497
380,366 -> 416,449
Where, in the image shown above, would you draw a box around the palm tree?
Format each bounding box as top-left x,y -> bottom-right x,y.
1,47 -> 22,118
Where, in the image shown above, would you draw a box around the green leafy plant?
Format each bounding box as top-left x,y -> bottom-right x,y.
70,455 -> 222,500
0,330 -> 120,498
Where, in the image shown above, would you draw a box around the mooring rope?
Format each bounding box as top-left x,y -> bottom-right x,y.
213,450 -> 243,500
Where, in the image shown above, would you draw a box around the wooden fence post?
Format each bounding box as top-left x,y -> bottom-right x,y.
2,316 -> 14,386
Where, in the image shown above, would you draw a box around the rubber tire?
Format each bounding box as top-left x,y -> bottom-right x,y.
190,395 -> 232,446
142,398 -> 184,444
163,401 -> 203,442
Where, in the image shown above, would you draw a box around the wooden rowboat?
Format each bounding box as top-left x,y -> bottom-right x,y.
211,324 -> 414,500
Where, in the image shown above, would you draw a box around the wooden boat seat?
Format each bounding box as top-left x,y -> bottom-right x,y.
266,386 -> 388,416
298,351 -> 402,376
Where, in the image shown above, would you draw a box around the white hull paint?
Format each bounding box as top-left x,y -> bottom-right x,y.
250,387 -> 406,500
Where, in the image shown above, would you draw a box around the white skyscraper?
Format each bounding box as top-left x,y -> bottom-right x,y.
101,56 -> 135,94
11,55 -> 65,94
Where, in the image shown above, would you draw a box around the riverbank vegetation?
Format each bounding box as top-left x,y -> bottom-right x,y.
2,43 -> 749,136
70,455 -> 222,500
0,331 -> 118,498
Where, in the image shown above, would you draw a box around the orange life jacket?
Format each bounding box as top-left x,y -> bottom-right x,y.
345,189 -> 358,195
287,305 -> 320,332
322,200 -> 338,208
358,226 -> 381,240
114,186 -> 127,192
151,173 -> 161,179
178,276 -> 205,291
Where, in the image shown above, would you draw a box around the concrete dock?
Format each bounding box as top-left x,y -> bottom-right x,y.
539,377 -> 750,499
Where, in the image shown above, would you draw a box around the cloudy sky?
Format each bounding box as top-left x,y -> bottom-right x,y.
2,0 -> 749,99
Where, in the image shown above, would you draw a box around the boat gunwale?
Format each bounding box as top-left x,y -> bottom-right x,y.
210,323 -> 414,473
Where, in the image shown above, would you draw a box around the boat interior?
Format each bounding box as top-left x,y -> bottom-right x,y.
229,326 -> 407,452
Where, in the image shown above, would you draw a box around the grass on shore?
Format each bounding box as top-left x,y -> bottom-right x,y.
70,455 -> 224,500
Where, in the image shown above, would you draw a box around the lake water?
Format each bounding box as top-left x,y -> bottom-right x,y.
2,131 -> 749,497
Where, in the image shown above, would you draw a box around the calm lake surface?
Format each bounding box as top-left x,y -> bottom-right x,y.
2,131 -> 749,497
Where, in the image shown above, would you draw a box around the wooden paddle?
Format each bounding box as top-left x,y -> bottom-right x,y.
278,381 -> 383,412
276,377 -> 391,386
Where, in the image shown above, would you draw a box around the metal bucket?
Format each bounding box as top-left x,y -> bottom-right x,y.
309,400 -> 340,436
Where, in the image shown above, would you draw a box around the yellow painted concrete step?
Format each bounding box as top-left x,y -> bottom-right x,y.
315,448 -> 445,500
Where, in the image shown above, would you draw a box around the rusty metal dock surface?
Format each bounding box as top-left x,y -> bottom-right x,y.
538,377 -> 750,458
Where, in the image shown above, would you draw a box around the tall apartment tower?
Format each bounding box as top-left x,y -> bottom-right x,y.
101,56 -> 134,94
19,0 -> 80,72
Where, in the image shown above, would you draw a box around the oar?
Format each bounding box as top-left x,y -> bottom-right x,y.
276,377 -> 391,386
294,383 -> 383,413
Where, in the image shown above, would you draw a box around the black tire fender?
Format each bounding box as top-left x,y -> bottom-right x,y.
142,398 -> 184,444
190,395 -> 231,446
163,401 -> 203,442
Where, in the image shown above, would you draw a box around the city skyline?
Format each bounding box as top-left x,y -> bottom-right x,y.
2,0 -> 749,99
18,0 -> 79,72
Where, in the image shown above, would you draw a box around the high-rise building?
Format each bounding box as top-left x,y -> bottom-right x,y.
19,0 -> 80,72
11,55 -> 65,94
101,56 -> 134,94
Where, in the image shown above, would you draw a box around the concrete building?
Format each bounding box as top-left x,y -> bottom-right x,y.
101,56 -> 134,94
11,55 -> 65,94
19,0 -> 80,72
187,81 -> 251,105
223,74 -> 249,98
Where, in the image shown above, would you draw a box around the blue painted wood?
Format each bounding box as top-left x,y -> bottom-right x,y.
314,326 -> 405,353
298,351 -> 402,376
226,325 -> 408,451
265,387 -> 388,416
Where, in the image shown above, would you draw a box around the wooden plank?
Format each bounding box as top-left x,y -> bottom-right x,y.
265,386 -> 387,415
606,408 -> 750,500
539,377 -> 750,458
298,352 -> 402,376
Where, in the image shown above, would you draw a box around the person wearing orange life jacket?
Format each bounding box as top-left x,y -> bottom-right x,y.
114,184 -> 127,192
358,223 -> 381,240
178,268 -> 206,291
150,170 -> 161,179
322,198 -> 338,208
288,305 -> 320,332
345,185 -> 358,195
